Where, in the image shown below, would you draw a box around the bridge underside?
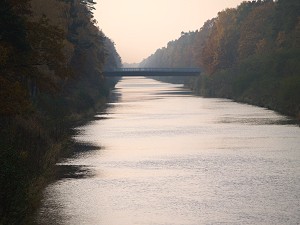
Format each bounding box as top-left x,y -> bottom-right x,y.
104,71 -> 200,77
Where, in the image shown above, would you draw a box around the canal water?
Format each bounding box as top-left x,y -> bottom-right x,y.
37,77 -> 300,225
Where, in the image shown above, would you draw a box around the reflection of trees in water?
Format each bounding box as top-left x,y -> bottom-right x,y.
55,141 -> 101,179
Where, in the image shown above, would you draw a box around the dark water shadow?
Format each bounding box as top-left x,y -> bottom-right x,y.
72,141 -> 101,153
55,165 -> 95,179
154,90 -> 193,95
93,113 -> 114,120
54,142 -> 101,180
219,117 -> 297,126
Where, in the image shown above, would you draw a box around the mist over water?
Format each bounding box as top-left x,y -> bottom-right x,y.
37,77 -> 300,225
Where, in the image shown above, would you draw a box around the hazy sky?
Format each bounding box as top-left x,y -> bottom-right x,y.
94,0 -> 245,64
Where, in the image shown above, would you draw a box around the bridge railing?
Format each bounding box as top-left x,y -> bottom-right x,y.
107,68 -> 201,73
103,67 -> 202,77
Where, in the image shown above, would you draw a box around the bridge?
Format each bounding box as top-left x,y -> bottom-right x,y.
103,68 -> 201,77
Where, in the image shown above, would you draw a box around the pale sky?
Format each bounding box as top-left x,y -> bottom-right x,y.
94,0 -> 245,64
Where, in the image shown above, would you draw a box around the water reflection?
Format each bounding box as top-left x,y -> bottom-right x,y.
37,77 -> 300,225
54,142 -> 101,180
55,165 -> 95,180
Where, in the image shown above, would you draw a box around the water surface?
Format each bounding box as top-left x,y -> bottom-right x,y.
38,77 -> 300,225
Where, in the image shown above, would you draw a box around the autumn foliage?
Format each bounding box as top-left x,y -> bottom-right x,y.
0,0 -> 121,224
140,0 -> 300,118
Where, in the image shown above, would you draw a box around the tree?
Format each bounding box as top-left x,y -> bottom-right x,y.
238,1 -> 275,60
201,8 -> 238,74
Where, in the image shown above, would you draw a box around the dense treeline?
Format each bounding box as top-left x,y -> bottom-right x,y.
140,0 -> 300,118
140,20 -> 214,84
0,0 -> 121,224
140,19 -> 214,69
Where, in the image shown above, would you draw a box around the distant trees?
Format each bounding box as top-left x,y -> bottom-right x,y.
139,20 -> 213,83
139,0 -> 300,118
141,31 -> 201,68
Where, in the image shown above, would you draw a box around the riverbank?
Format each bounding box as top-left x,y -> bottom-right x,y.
0,92 -> 112,225
138,1 -> 299,121
0,1 -> 121,222
188,50 -> 300,121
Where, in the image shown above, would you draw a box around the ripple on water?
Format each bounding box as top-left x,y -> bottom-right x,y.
37,77 -> 300,225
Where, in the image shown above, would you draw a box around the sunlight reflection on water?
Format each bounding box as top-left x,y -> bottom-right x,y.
37,77 -> 300,225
